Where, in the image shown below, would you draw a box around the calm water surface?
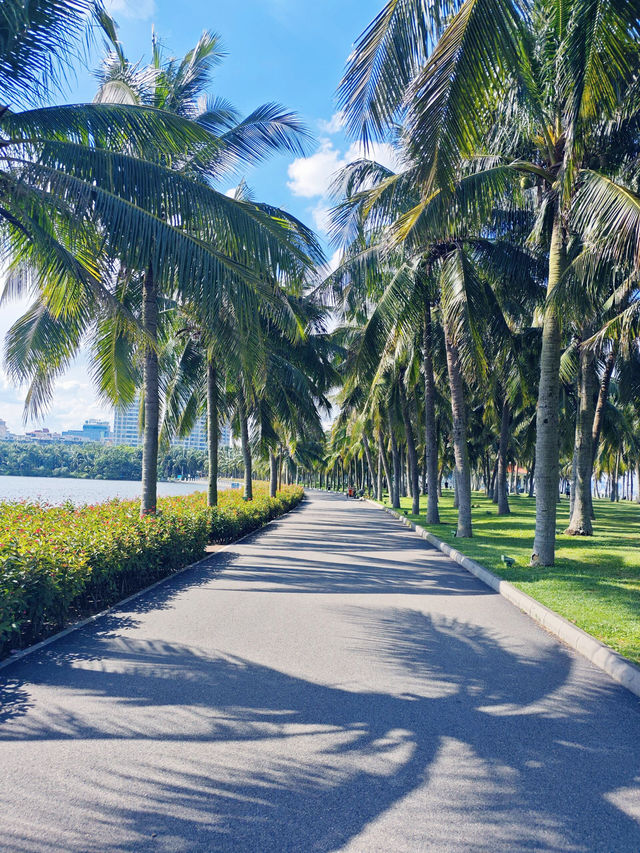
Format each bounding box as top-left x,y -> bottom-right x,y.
0,475 -> 228,505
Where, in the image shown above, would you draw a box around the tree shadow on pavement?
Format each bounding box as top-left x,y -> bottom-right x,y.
1,608 -> 639,852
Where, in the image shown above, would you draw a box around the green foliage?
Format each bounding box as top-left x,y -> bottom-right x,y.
0,483 -> 303,657
0,441 -> 209,481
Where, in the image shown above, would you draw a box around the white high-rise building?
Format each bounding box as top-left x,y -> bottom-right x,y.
113,400 -> 142,447
112,399 -> 232,450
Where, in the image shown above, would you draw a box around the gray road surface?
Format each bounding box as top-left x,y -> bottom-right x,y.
1,492 -> 639,852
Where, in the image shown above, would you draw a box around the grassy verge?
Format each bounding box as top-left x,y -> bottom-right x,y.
382,491 -> 640,666
0,484 -> 303,658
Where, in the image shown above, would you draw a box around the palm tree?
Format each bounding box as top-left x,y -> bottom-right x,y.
95,25 -> 320,513
338,0 -> 640,564
4,16 -> 322,515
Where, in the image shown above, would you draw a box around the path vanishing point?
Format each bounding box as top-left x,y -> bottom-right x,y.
1,492 -> 639,852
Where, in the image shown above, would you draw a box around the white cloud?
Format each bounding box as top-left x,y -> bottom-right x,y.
318,112 -> 345,134
104,0 -> 155,20
311,202 -> 332,235
287,139 -> 401,201
327,250 -> 343,273
0,290 -> 112,435
287,139 -> 344,199
345,141 -> 400,173
287,137 -> 401,235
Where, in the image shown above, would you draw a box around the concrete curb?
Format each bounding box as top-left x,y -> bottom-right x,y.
366,499 -> 640,700
0,499 -> 304,674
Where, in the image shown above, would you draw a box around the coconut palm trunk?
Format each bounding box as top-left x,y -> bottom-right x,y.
532,211 -> 566,565
206,358 -> 219,507
378,430 -> 394,505
423,305 -> 440,524
362,432 -> 375,496
269,448 -> 278,498
566,345 -> 596,534
443,322 -> 472,537
238,390 -> 253,500
528,456 -> 535,497
591,346 -> 616,510
377,447 -> 383,500
399,381 -> 420,515
497,399 -> 511,516
388,413 -> 401,509
141,264 -> 159,516
612,453 -> 620,501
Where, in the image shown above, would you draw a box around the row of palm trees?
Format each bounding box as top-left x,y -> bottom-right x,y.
312,0 -> 640,566
1,1 -> 333,512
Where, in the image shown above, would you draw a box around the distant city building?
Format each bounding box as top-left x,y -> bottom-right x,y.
62,419 -> 111,444
172,416 -> 208,452
112,399 -> 231,450
113,400 -> 142,447
24,427 -> 61,442
0,419 -> 8,440
220,422 -> 232,448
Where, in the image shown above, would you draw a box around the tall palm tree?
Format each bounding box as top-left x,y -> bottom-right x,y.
94,24 -> 319,513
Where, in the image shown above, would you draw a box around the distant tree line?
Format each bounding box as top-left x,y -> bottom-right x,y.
0,442 -> 253,483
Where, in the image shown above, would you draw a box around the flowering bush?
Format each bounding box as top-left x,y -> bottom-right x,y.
0,484 -> 303,657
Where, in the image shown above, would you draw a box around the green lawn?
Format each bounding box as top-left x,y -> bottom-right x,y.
382,491 -> 640,666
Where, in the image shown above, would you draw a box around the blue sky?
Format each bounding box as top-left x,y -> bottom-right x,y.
0,0 -> 394,433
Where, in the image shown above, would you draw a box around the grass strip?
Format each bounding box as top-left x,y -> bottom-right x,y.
383,491 -> 640,666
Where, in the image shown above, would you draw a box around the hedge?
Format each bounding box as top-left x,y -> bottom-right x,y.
0,483 -> 303,658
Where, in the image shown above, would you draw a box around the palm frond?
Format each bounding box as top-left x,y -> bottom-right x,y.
337,0 -> 454,145
0,0 -> 100,107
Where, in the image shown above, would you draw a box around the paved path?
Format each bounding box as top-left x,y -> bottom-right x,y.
1,492 -> 639,852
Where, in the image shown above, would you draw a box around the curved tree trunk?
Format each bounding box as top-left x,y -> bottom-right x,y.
377,447 -> 383,501
566,345 -> 596,534
528,455 -> 535,497
569,446 -> 577,517
590,346 -> 616,517
497,399 -> 511,515
388,412 -> 401,509
444,321 -> 472,537
399,444 -> 407,498
399,381 -> 420,515
362,432 -> 375,496
532,210 -> 566,565
483,452 -> 491,496
423,304 -> 440,524
238,390 -> 253,501
592,347 -> 616,462
489,456 -> 498,502
141,264 -> 159,517
269,448 -> 278,498
405,443 -> 412,500
206,359 -> 219,507
378,430 -> 393,502
612,453 -> 620,501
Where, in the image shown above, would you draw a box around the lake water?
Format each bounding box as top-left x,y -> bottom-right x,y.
0,475 -> 228,505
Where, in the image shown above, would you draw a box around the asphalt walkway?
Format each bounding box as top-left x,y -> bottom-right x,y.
1,491 -> 639,852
